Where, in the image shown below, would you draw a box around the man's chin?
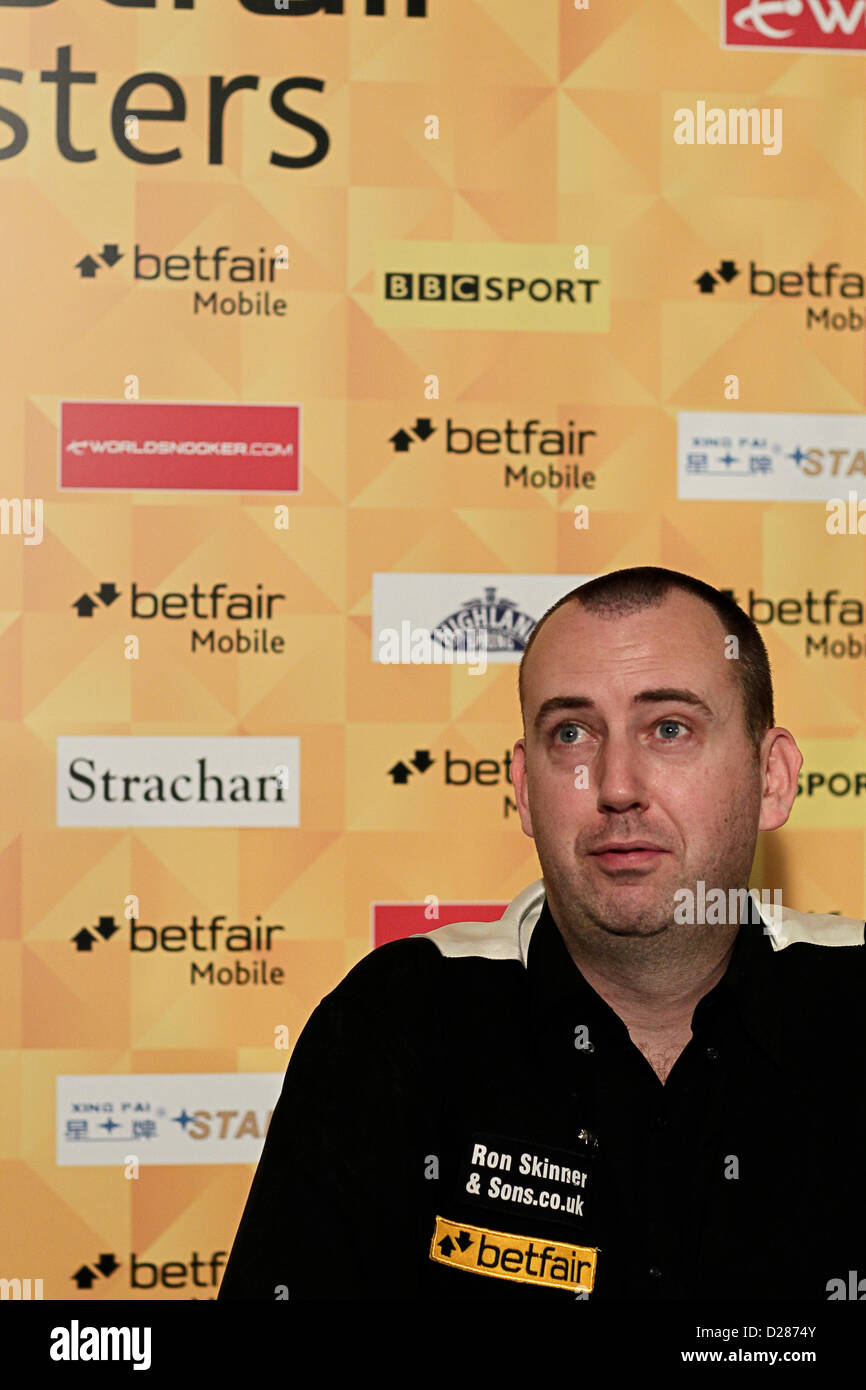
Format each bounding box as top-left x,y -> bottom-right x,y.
597,919 -> 671,938
546,872 -> 677,939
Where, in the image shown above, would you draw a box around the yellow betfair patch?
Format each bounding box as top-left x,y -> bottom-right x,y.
429,1215 -> 597,1293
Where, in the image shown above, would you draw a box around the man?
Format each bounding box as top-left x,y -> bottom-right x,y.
219,566 -> 865,1301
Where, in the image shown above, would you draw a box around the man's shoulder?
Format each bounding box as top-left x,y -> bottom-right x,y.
757,904 -> 866,1024
763,902 -> 865,952
318,880 -> 546,1019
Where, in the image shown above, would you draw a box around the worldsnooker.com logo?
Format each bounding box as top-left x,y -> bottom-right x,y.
723,0 -> 866,53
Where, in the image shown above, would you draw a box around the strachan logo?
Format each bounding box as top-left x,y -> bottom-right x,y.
723,0 -> 866,52
57,736 -> 300,828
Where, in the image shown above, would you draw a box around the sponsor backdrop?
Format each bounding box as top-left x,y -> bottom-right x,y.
1,0 -> 864,1302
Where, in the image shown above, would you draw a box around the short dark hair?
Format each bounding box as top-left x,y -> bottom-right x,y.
518,566 -> 774,753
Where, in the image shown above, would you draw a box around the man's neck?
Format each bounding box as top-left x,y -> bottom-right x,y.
547,899 -> 740,1079
571,936 -> 738,1033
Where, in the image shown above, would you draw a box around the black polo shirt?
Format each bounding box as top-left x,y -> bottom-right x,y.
219,895 -> 866,1301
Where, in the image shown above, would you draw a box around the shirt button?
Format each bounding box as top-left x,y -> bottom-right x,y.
705,1046 -> 720,1061
648,1266 -> 663,1280
655,1113 -> 668,1128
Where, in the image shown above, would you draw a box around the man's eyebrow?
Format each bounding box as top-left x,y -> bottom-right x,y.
532,688 -> 716,733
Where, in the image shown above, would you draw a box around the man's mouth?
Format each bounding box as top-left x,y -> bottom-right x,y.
588,842 -> 668,869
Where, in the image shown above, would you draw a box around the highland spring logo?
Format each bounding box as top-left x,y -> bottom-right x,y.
373,574 -> 592,665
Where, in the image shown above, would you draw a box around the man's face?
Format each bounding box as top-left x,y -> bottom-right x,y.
512,592 -> 770,939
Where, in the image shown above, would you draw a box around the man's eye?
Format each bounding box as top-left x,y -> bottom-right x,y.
657,719 -> 686,739
555,723 -> 582,744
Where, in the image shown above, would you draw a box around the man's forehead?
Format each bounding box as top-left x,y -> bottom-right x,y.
523,593 -> 732,704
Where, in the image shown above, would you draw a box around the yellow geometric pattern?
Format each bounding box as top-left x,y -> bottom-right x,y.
0,0 -> 863,1298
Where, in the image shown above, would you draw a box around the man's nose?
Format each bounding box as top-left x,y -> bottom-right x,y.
594,734 -> 649,813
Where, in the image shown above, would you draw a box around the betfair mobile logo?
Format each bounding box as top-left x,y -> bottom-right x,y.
0,1 -> 427,15
243,1 -> 426,12
430,1216 -> 597,1293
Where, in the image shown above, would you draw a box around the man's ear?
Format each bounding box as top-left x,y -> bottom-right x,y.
758,728 -> 803,832
511,737 -> 535,840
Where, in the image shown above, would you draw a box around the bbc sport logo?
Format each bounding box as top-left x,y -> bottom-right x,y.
375,242 -> 610,334
723,0 -> 866,53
